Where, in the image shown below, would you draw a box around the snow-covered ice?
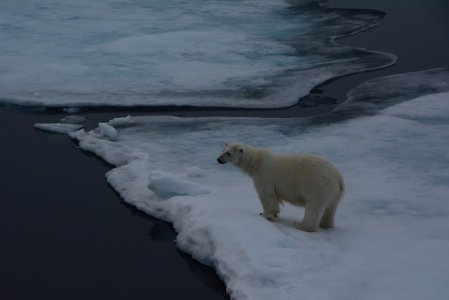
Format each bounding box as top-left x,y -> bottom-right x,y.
69,70 -> 449,300
0,0 -> 393,108
34,123 -> 83,134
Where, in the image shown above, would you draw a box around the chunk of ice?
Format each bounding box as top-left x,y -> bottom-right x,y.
95,122 -> 118,141
60,115 -> 87,125
62,107 -> 81,113
34,123 -> 83,134
107,115 -> 134,127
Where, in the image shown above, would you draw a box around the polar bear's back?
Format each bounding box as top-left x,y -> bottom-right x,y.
266,153 -> 344,205
276,154 -> 340,176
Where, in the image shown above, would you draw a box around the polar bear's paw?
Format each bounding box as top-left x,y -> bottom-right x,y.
293,221 -> 318,232
260,211 -> 279,221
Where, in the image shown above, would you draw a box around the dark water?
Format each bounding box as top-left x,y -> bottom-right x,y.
0,109 -> 228,299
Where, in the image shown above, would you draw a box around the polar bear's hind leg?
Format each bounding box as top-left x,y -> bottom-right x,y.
319,202 -> 337,229
294,202 -> 326,232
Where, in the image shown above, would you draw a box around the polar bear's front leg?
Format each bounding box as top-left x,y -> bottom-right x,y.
252,181 -> 279,221
258,194 -> 280,221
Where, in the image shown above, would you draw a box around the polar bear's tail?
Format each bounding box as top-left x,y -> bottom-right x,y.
337,173 -> 345,202
320,174 -> 345,229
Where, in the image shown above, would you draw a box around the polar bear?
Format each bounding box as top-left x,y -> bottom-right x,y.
217,143 -> 345,232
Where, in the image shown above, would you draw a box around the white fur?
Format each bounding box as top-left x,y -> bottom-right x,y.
217,143 -> 345,232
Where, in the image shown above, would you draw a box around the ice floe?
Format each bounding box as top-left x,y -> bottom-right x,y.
107,115 -> 134,127
34,123 -> 83,134
69,69 -> 449,299
60,115 -> 87,125
0,0 -> 393,108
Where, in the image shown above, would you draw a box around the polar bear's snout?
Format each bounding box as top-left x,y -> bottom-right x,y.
217,144 -> 244,165
217,151 -> 228,164
217,152 -> 232,164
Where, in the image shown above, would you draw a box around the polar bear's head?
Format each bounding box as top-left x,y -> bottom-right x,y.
217,143 -> 245,165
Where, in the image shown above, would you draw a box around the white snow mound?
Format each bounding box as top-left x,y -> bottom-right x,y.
186,166 -> 205,178
148,170 -> 210,199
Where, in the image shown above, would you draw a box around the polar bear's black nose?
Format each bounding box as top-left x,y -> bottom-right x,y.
217,158 -> 225,164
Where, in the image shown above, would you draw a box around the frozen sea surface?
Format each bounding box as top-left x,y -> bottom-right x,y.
0,0 -> 393,108
69,69 -> 449,300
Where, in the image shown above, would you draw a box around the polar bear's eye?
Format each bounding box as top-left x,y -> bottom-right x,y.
227,152 -> 231,157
